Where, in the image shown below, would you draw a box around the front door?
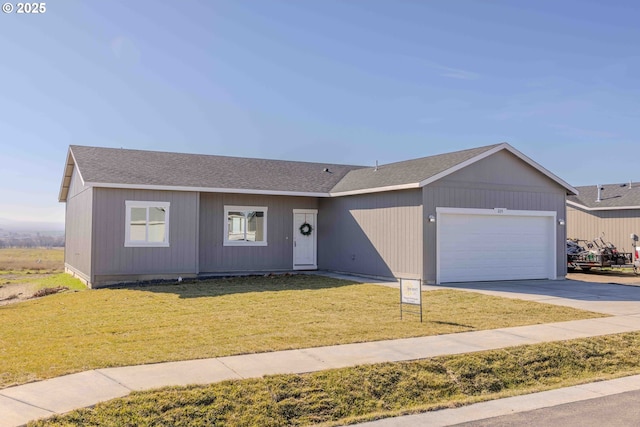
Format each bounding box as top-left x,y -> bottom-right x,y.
293,209 -> 317,270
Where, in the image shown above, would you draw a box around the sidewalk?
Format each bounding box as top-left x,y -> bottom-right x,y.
3,278 -> 640,426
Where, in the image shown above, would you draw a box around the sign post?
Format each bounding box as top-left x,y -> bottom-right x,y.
400,278 -> 422,322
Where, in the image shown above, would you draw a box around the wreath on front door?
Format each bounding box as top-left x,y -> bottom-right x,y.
299,222 -> 313,236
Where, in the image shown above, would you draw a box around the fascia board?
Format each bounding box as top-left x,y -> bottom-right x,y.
58,148 -> 84,202
329,183 -> 420,197
567,200 -> 640,211
58,149 -> 72,202
86,182 -> 331,198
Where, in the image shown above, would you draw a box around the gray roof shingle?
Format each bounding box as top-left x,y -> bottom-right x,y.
330,144 -> 501,193
568,183 -> 640,209
69,145 -> 363,194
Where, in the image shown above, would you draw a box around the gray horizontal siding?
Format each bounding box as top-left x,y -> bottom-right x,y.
318,189 -> 423,279
92,188 -> 199,278
424,150 -> 568,283
64,167 -> 93,281
199,193 -> 318,272
567,206 -> 640,253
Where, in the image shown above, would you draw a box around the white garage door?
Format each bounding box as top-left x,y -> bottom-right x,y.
437,208 -> 556,283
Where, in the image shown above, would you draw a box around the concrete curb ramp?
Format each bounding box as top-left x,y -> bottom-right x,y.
4,278 -> 640,426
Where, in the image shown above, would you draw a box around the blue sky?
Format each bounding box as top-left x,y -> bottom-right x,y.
1,0 -> 638,225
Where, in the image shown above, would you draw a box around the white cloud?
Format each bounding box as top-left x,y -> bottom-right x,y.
436,65 -> 480,80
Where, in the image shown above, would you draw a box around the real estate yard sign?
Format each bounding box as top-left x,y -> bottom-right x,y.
400,278 -> 422,322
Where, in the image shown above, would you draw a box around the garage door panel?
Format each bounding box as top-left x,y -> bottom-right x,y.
438,211 -> 554,283
444,267 -> 547,282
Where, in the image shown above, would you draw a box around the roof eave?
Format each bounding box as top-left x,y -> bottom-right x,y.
58,148 -> 74,202
86,182 -> 332,198
567,200 -> 640,211
330,182 -> 420,197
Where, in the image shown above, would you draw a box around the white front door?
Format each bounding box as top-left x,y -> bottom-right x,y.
293,209 -> 317,270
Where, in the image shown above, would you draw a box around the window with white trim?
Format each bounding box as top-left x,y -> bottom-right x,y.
224,206 -> 268,246
125,201 -> 170,247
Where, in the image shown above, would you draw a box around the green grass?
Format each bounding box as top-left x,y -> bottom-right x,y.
0,275 -> 603,388
29,272 -> 87,291
1,272 -> 87,290
30,332 -> 640,427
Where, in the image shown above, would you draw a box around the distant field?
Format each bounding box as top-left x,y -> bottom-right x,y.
0,247 -> 64,272
0,248 -> 84,306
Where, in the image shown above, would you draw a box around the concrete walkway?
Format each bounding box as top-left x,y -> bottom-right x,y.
4,278 -> 640,426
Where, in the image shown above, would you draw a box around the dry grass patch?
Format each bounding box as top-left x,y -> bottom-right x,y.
0,247 -> 64,272
30,332 -> 640,427
0,275 -> 603,388
0,248 -> 85,305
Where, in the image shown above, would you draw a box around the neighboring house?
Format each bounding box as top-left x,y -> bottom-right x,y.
59,143 -> 577,288
567,183 -> 640,253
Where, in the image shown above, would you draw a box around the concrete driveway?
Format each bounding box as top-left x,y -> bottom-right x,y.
427,278 -> 640,316
567,270 -> 640,286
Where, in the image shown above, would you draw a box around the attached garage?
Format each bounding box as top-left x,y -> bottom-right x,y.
420,147 -> 575,284
437,208 -> 556,283
322,144 -> 576,285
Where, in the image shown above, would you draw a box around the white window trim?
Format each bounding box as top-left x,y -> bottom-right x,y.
224,205 -> 268,247
125,201 -> 170,247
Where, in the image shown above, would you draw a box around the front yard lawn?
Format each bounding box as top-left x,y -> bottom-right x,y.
0,274 -> 604,388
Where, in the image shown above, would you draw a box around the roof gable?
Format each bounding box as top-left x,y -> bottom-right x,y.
329,143 -> 577,196
329,144 -> 500,195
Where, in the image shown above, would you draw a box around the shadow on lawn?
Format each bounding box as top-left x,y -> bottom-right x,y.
105,273 -> 360,298
432,320 -> 474,328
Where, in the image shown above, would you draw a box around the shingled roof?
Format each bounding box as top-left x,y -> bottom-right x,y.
59,145 -> 362,200
59,143 -> 576,202
331,144 -> 501,194
568,183 -> 640,210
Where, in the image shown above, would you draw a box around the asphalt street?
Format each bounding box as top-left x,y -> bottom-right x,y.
453,389 -> 640,427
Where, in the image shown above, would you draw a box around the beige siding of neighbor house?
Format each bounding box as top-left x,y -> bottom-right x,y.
91,188 -> 199,286
199,193 -> 319,272
64,166 -> 93,284
423,150 -> 567,283
567,205 -> 640,253
318,189 -> 423,280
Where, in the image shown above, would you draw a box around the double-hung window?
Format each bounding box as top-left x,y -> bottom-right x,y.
125,201 -> 170,247
224,206 -> 267,246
